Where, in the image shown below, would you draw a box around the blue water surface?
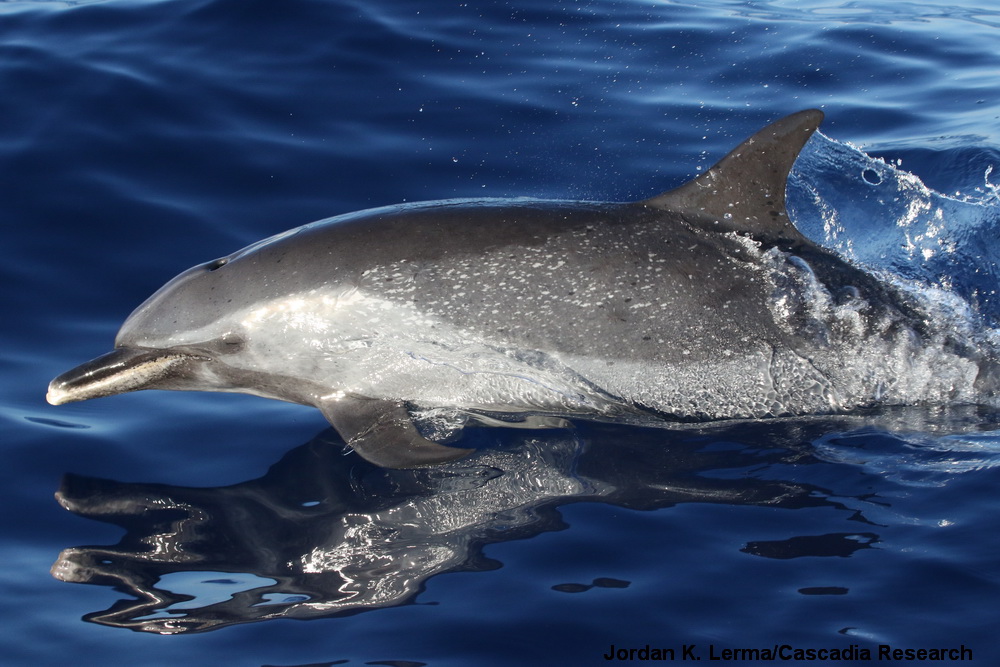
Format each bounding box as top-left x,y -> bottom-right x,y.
3,1 -> 1000,665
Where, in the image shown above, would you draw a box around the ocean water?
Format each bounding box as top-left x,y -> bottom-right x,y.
3,0 -> 1000,665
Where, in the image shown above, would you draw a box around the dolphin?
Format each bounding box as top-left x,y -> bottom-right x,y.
47,110 -> 997,467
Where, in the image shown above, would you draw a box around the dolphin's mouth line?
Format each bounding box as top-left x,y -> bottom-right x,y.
46,348 -> 204,406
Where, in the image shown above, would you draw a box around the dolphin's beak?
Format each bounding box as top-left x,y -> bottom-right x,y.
46,348 -> 200,406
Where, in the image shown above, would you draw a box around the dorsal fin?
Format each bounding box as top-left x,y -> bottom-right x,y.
641,109 -> 823,244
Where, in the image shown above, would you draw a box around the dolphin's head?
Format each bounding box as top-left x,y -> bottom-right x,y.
46,213 -> 397,409
46,253 -> 255,407
114,255 -> 250,355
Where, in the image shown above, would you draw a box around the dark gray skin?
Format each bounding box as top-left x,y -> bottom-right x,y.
47,110 -> 997,467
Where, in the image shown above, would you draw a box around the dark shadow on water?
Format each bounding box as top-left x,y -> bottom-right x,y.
50,408 -> 997,634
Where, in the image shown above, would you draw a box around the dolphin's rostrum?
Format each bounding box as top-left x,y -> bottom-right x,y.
47,110 -> 998,467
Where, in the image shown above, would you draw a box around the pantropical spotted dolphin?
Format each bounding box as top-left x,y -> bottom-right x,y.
47,110 -> 997,467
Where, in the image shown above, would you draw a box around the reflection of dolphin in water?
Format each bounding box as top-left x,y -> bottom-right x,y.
47,110 -> 997,467
53,417 -> 902,634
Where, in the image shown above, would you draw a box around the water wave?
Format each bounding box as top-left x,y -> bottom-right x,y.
790,133 -> 1000,324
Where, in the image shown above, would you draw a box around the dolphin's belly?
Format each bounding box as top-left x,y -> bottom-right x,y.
335,338 -> 623,415
230,288 -> 626,415
565,345 -> 838,419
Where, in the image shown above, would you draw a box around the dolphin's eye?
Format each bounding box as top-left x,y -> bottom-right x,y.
206,258 -> 229,271
217,332 -> 246,353
190,332 -> 246,356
